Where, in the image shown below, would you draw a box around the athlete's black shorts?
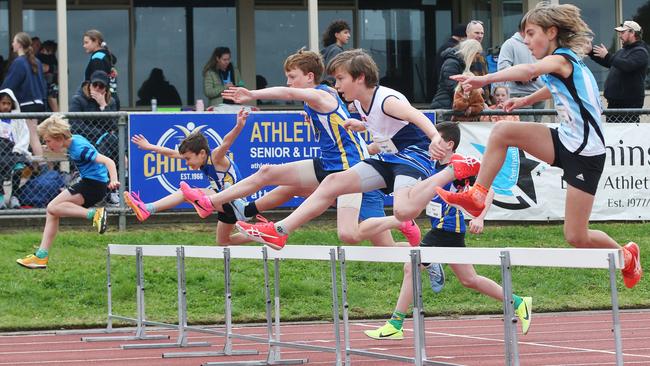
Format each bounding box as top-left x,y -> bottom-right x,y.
550,128 -> 605,196
361,159 -> 428,194
313,158 -> 343,183
420,228 -> 465,267
210,188 -> 238,224
68,178 -> 108,208
218,203 -> 238,224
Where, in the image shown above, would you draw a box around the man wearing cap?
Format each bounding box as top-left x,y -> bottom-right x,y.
589,20 -> 649,123
432,24 -> 466,96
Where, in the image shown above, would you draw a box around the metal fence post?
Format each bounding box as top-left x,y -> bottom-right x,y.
117,113 -> 127,231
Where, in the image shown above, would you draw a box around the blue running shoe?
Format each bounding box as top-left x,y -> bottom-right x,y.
426,263 -> 445,293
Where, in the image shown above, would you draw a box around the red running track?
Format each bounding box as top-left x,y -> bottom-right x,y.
1,310 -> 649,365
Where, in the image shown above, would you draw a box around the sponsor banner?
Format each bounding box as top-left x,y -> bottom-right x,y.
458,123 -> 650,220
128,112 -> 436,209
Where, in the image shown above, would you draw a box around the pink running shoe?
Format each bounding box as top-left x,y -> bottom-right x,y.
450,154 -> 481,180
179,181 -> 214,218
236,220 -> 287,250
123,191 -> 150,222
399,219 -> 421,247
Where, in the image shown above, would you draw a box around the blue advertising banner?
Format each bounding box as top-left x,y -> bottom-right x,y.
128,111 -> 435,209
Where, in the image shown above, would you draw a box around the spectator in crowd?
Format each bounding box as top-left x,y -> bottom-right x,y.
203,47 -> 243,107
480,85 -> 520,122
31,37 -> 41,55
37,40 -> 59,112
466,20 -> 492,104
497,22 -> 545,121
432,24 -> 466,96
136,68 -> 182,107
0,88 -> 31,209
1,32 -> 47,158
431,39 -> 483,110
82,29 -> 119,110
321,19 -> 351,85
589,20 -> 649,123
452,72 -> 485,122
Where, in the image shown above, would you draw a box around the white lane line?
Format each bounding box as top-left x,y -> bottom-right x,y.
355,323 -> 650,359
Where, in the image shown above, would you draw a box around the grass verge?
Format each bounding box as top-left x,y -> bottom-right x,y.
0,221 -> 647,331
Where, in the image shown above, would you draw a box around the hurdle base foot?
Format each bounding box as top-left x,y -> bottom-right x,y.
122,341 -> 211,350
82,334 -> 169,342
164,349 -> 259,358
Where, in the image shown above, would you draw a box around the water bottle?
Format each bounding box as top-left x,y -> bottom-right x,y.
151,98 -> 157,112
195,99 -> 204,112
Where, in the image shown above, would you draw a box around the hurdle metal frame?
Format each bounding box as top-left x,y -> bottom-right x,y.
95,245 -> 625,366
82,246 -> 169,343
337,246 -> 625,366
199,245 -> 342,366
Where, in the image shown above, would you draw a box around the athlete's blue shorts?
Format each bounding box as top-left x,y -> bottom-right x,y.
359,189 -> 386,221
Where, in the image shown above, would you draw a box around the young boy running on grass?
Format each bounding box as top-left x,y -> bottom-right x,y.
235,49 -> 479,249
365,122 -> 533,340
180,49 -> 419,248
436,2 -> 642,288
123,108 -> 251,245
17,114 -> 119,269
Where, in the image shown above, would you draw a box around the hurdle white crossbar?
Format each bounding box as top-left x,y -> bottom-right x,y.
340,246 -> 623,269
337,245 -> 624,366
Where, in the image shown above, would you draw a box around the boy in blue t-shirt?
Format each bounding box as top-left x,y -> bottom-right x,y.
17,114 -> 119,269
364,122 -> 533,341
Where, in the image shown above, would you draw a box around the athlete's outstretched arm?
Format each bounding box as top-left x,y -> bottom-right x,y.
211,108 -> 248,166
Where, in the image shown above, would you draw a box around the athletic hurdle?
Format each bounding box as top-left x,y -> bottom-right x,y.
82,246 -> 169,343
194,245 -> 343,366
337,246 -> 624,366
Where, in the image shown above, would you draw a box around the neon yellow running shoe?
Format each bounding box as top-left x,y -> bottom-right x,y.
515,296 -> 532,335
363,322 -> 404,340
92,207 -> 108,234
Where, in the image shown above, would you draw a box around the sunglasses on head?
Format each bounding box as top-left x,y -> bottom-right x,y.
470,20 -> 484,25
91,82 -> 106,89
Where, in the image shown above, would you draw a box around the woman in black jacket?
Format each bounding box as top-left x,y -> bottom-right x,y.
430,39 -> 483,110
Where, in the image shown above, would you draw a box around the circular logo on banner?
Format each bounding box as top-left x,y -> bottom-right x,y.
153,122 -> 224,194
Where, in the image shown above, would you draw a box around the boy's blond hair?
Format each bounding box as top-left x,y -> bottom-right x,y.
37,114 -> 72,139
326,49 -> 379,88
284,49 -> 324,83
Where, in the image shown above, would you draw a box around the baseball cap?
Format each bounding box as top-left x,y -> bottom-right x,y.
615,20 -> 641,32
90,70 -> 109,86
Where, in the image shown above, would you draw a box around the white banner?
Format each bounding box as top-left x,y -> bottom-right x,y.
456,123 -> 650,220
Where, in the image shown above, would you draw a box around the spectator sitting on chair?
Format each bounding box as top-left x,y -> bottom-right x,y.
0,88 -> 31,209
589,20 -> 649,123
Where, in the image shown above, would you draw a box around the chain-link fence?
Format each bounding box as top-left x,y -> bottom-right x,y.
0,112 -> 127,229
0,108 -> 648,230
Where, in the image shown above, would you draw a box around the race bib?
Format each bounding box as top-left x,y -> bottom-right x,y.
426,201 -> 442,218
372,136 -> 398,154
